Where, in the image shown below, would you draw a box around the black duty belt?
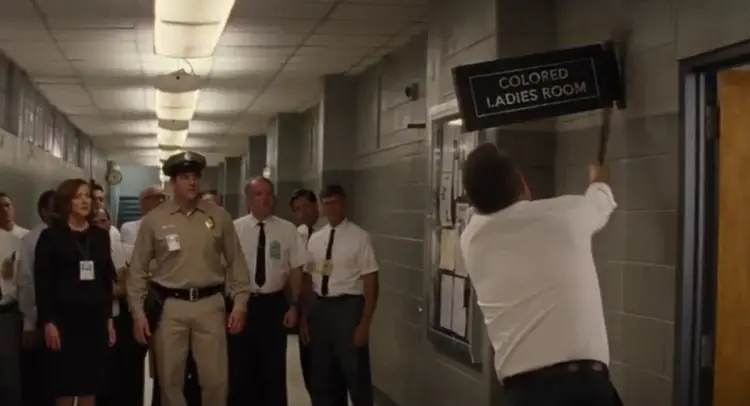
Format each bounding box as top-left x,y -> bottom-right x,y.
250,290 -> 285,298
502,360 -> 608,389
155,284 -> 223,302
0,300 -> 18,315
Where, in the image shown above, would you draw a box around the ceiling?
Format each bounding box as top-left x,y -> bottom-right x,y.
0,0 -> 428,166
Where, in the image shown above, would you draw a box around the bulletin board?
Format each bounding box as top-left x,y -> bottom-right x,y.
424,99 -> 487,370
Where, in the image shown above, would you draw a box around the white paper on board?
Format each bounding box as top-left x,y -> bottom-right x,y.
450,277 -> 468,338
439,273 -> 454,330
438,229 -> 457,271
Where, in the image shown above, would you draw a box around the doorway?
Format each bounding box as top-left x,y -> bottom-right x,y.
677,40 -> 750,406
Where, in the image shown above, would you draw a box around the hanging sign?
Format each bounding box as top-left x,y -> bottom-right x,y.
452,42 -> 624,131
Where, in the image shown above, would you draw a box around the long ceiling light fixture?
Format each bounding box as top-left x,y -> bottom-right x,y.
154,0 -> 236,58
155,89 -> 199,121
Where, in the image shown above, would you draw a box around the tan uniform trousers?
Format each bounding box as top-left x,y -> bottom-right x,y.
153,293 -> 228,406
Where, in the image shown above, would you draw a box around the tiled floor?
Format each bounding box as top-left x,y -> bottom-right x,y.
142,335 -> 311,406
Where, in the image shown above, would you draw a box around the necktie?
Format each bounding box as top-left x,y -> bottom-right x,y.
321,228 -> 335,296
306,225 -> 313,243
255,222 -> 266,287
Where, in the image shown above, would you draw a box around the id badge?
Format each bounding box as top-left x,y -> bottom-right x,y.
269,241 -> 281,260
165,234 -> 181,252
321,260 -> 333,276
79,260 -> 95,281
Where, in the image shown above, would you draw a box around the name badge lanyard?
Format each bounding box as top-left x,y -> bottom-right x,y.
73,232 -> 92,261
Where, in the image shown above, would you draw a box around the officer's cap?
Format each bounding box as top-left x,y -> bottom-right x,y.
162,151 -> 207,178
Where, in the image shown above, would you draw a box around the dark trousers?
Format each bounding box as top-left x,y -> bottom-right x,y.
299,330 -> 348,406
151,350 -> 201,406
228,291 -> 288,406
498,361 -> 623,406
308,295 -> 372,406
21,345 -> 52,406
103,310 -> 147,406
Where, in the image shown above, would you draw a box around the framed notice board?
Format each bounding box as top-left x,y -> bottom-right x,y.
424,98 -> 488,370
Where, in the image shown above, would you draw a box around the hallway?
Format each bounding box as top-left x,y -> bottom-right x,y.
142,335 -> 311,406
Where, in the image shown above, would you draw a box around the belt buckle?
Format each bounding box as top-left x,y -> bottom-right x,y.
188,288 -> 198,301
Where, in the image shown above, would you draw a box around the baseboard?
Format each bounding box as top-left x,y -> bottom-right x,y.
373,386 -> 400,406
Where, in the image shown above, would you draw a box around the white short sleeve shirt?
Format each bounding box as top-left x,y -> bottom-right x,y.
234,214 -> 308,294
0,225 -> 29,306
460,183 -> 617,379
305,219 -> 378,296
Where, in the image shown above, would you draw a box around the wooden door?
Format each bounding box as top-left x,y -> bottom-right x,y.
714,69 -> 750,406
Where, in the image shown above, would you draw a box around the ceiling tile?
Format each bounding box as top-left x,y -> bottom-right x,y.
315,19 -> 406,36
87,86 -> 146,111
294,46 -> 373,58
213,46 -> 296,60
35,0 -> 141,17
45,16 -> 141,30
328,4 -> 427,22
57,40 -> 140,60
0,40 -> 68,62
231,1 -> 332,19
71,59 -> 142,78
226,115 -> 270,135
110,119 -> 157,135
196,89 -> 258,114
37,84 -> 93,106
285,59 -> 355,74
0,0 -> 36,17
205,74 -> 274,91
218,32 -> 308,47
305,34 -> 390,48
50,28 -> 139,42
226,18 -> 318,35
0,20 -> 49,41
68,115 -> 113,136
209,59 -> 284,77
187,120 -> 233,135
12,59 -> 77,78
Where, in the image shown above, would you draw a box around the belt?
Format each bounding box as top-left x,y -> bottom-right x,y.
0,300 -> 18,315
502,360 -> 608,389
315,294 -> 363,300
155,284 -> 223,302
250,290 -> 285,298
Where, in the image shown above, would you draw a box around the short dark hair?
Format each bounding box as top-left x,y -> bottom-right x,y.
55,178 -> 90,219
0,192 -> 9,200
90,181 -> 104,193
462,143 -> 523,215
319,184 -> 346,200
37,190 -> 56,217
289,189 -> 317,208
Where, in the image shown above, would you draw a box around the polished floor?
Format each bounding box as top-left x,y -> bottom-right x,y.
142,335 -> 311,406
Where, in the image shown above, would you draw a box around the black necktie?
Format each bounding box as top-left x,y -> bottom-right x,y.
306,225 -> 313,243
256,222 -> 266,287
321,228 -> 335,296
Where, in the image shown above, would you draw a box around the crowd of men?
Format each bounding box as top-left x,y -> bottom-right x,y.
0,150 -> 380,406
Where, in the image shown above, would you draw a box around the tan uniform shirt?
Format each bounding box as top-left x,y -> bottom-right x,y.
126,199 -> 250,315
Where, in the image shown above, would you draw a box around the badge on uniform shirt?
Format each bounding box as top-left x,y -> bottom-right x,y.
269,241 -> 281,260
321,259 -> 333,276
165,233 -> 181,252
205,217 -> 215,230
79,260 -> 95,281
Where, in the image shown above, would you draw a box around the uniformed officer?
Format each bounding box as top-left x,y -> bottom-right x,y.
300,184 -> 379,406
229,177 -> 307,406
127,151 -> 251,406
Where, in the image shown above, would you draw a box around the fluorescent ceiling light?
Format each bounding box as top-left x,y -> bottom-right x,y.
156,128 -> 189,148
447,118 -> 463,126
154,0 -> 236,58
155,89 -> 199,121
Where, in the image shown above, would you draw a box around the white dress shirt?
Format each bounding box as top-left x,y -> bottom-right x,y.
305,219 -> 379,297
120,219 -> 141,246
0,225 -> 29,306
460,183 -> 617,379
234,214 -> 308,294
109,225 -> 121,245
17,223 -> 45,331
296,217 -> 327,242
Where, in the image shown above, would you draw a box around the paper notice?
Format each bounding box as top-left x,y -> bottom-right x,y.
439,173 -> 454,227
439,273 -> 454,330
438,229 -> 457,271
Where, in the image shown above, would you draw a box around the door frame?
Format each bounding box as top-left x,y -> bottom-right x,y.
676,39 -> 750,406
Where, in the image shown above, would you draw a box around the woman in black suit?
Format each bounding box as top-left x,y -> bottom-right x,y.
34,178 -> 117,406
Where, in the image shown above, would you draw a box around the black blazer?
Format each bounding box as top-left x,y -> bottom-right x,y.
34,223 -> 116,325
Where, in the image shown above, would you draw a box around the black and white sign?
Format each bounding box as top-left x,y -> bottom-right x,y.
452,43 -> 623,131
